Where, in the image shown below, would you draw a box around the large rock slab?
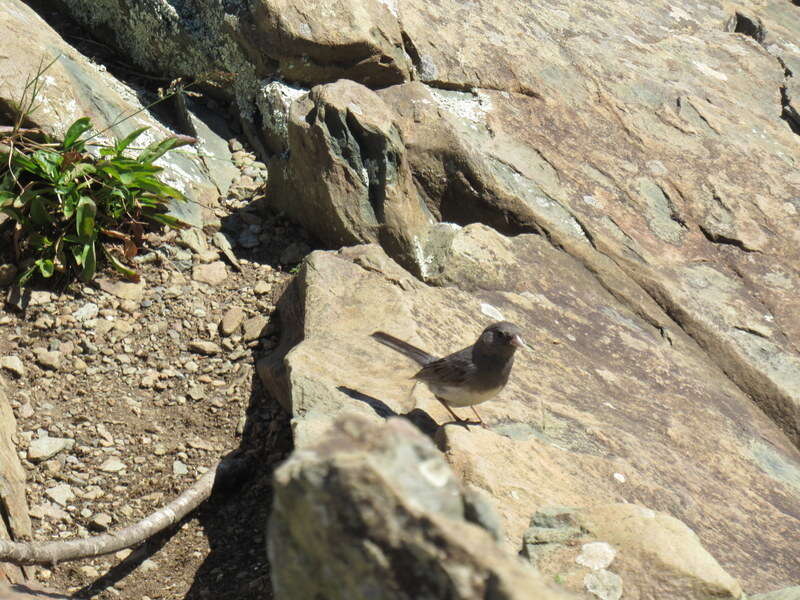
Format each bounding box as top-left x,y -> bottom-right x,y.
259,230 -> 800,593
269,412 -> 573,600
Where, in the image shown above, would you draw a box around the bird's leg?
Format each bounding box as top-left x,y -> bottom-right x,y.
469,406 -> 487,427
436,397 -> 480,427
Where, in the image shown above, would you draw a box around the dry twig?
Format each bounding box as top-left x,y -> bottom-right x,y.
0,459 -> 237,566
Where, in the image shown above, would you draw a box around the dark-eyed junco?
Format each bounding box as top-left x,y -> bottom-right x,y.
371,321 -> 527,426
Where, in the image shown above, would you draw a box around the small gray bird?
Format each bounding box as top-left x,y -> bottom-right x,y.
371,321 -> 527,426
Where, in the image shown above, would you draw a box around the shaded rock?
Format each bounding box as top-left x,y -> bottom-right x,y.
27,436 -> 74,462
0,264 -> 17,287
269,413 -> 572,600
259,237 -> 800,591
242,316 -> 268,342
521,504 -> 742,600
192,261 -> 228,286
279,241 -> 311,266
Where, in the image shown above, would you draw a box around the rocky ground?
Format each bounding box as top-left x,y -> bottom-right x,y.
0,143 -> 306,599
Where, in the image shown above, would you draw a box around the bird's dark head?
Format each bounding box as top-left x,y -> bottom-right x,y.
478,321 -> 527,354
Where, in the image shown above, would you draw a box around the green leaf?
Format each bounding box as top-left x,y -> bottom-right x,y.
1,206 -> 28,226
137,135 -> 193,164
29,196 -> 52,226
80,242 -> 96,281
62,192 -> 80,219
147,212 -> 190,229
32,149 -> 61,181
114,127 -> 149,155
63,117 -> 92,151
102,245 -> 140,282
28,232 -> 52,250
11,152 -> 39,175
75,196 -> 97,240
17,265 -> 37,287
37,258 -> 54,278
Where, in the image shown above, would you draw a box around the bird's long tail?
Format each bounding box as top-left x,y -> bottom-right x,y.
371,331 -> 435,366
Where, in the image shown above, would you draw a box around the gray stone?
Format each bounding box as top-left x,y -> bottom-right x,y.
89,513 -> 113,531
28,436 -> 74,462
45,484 -> 74,507
253,280 -> 270,296
98,457 -> 126,473
584,570 -> 623,600
172,460 -> 188,476
73,302 -> 99,322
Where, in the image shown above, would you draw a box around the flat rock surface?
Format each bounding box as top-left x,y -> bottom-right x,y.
260,231 -> 800,592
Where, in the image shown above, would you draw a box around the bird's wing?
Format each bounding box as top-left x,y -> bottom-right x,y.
413,348 -> 476,386
371,331 -> 436,366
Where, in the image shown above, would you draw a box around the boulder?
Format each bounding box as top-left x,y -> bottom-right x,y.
269,80 -> 431,273
259,232 -> 800,591
268,413 -> 573,600
521,504 -> 742,600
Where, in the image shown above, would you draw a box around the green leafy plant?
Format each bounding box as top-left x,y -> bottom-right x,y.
0,117 -> 195,285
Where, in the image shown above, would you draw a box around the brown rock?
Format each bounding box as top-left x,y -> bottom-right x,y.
192,261 -> 228,286
32,349 -> 61,371
96,276 -> 145,302
219,307 -> 245,336
188,340 -> 222,355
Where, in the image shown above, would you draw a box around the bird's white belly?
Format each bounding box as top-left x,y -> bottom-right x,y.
428,384 -> 502,407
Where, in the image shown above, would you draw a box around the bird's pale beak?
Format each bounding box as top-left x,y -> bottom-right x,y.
510,334 -> 528,350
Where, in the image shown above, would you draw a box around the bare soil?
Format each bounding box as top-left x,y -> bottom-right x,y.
0,169 -> 306,598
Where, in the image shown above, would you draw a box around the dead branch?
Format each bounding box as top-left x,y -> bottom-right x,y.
0,458 -> 240,565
